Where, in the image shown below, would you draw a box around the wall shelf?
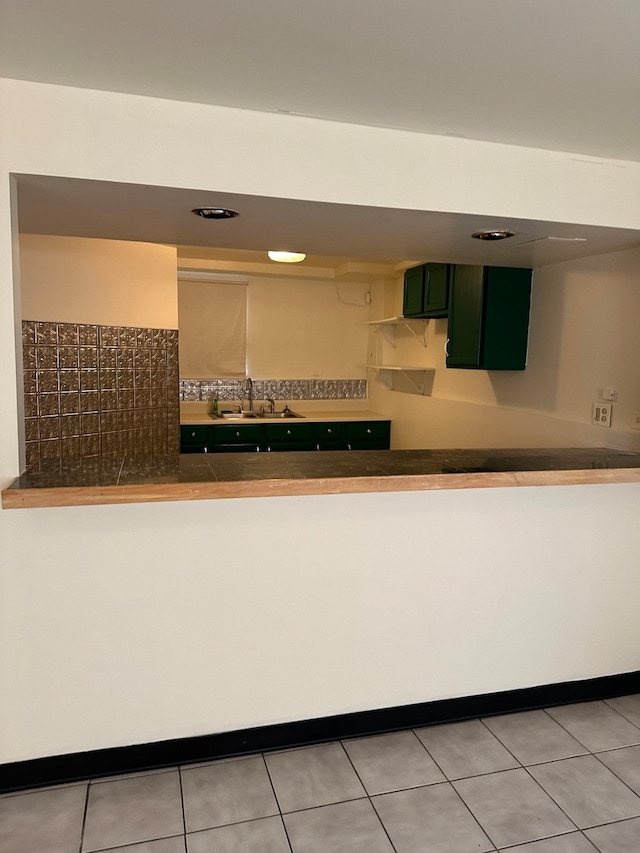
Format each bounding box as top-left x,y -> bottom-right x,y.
365,316 -> 429,347
366,364 -> 434,395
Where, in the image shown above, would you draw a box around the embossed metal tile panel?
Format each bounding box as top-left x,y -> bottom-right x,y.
22,321 -> 179,466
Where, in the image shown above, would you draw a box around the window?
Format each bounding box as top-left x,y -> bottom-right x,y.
177,273 -> 248,378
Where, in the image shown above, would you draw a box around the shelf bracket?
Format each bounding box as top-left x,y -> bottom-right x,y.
398,369 -> 425,394
372,325 -> 396,348
403,320 -> 429,347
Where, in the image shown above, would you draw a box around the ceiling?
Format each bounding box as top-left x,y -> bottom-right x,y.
4,1 -> 640,273
15,176 -> 640,275
2,0 -> 639,162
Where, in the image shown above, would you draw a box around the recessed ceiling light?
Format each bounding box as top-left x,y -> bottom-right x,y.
192,207 -> 239,219
471,230 -> 516,241
267,251 -> 306,263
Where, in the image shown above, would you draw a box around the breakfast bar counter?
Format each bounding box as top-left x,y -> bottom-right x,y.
3,447 -> 640,509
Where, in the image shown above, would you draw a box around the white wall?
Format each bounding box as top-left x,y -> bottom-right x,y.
369,247 -> 640,450
19,235 -> 178,328
1,78 -> 640,765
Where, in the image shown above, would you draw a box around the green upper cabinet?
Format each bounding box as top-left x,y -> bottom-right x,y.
403,263 -> 451,318
446,265 -> 532,370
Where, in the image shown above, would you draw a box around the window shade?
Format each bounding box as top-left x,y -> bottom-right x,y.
178,277 -> 247,378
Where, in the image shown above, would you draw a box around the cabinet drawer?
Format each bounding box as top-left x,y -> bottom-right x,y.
180,425 -> 214,452
346,421 -> 390,443
265,422 -> 313,443
212,424 -> 263,444
181,425 -> 212,445
314,422 -> 346,442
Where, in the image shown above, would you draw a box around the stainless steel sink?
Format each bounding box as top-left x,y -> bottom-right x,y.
211,410 -> 304,420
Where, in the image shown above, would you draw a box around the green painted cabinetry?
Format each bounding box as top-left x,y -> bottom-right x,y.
180,420 -> 391,453
264,421 -> 314,452
180,425 -> 214,453
446,265 -> 532,370
403,263 -> 451,318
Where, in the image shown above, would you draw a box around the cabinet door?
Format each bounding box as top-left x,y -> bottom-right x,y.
481,267 -> 532,370
180,425 -> 214,453
423,263 -> 450,317
402,266 -> 425,316
446,265 -> 532,370
314,422 -> 348,450
346,421 -> 391,449
264,422 -> 314,452
212,424 -> 263,452
446,264 -> 485,368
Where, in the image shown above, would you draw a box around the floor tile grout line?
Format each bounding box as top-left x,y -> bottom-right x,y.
338,739 -> 400,853
177,765 -> 188,842
495,829 -> 598,851
519,762 -> 584,834
601,697 -> 640,732
78,781 -> 91,853
445,778 -> 504,851
344,729 -> 500,852
476,716 -> 528,771
260,752 -> 295,853
589,749 -> 640,806
541,702 -> 627,754
479,711 -> 589,767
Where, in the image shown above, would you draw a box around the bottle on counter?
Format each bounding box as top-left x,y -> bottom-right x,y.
211,395 -> 219,415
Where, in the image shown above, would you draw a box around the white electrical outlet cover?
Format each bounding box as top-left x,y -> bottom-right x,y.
592,402 -> 612,427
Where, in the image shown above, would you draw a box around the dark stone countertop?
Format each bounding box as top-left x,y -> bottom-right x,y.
5,447 -> 640,494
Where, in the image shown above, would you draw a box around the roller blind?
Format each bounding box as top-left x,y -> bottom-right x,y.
178,275 -> 247,378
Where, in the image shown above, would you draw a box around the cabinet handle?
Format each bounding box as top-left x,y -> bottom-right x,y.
445,338 -> 450,357
327,428 -> 332,434
366,428 -> 372,434
191,431 -> 196,438
286,429 -> 291,436
235,431 -> 241,437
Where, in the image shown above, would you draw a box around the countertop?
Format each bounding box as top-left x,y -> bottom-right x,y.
180,410 -> 391,425
3,447 -> 640,509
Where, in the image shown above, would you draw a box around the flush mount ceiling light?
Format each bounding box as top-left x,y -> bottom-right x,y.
267,251 -> 307,263
471,230 -> 516,241
192,207 -> 239,219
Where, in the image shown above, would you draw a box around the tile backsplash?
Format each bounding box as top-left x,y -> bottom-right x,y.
179,378 -> 367,402
22,321 -> 180,467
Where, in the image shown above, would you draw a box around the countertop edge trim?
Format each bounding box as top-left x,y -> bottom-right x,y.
3,468 -> 640,510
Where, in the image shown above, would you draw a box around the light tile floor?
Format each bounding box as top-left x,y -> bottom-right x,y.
2,694 -> 640,852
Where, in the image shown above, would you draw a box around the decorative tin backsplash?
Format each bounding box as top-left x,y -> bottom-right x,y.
22,321 -> 180,467
179,378 -> 367,402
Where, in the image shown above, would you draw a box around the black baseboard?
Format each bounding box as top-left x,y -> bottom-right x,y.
2,669 -> 639,795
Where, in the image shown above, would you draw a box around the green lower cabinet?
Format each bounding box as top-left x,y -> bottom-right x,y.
211,424 -> 263,453
446,265 -> 532,370
346,420 -> 391,450
314,422 -> 348,450
264,421 -> 315,452
180,420 -> 391,453
180,425 -> 215,453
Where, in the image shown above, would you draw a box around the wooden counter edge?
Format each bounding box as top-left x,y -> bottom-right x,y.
3,467 -> 640,510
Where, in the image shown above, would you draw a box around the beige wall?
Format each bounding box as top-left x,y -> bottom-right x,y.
20,234 -> 178,328
368,247 -> 640,449
247,276 -> 369,378
1,79 -> 640,765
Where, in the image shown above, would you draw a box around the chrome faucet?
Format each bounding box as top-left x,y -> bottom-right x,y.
264,396 -> 275,414
245,376 -> 254,412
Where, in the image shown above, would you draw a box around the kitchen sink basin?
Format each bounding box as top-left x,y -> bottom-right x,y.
259,411 -> 303,419
211,410 -> 303,420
